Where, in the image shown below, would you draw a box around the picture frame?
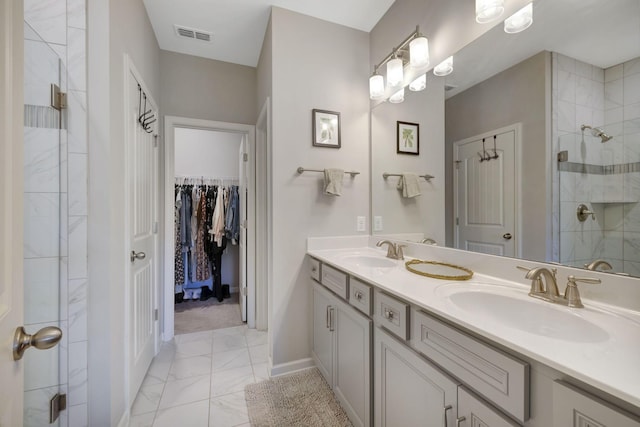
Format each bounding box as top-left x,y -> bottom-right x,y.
397,121 -> 419,155
312,109 -> 341,148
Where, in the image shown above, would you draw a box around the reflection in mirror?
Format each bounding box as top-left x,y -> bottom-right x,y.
371,0 -> 640,277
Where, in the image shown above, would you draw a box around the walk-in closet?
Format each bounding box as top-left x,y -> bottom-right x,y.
173,127 -> 247,334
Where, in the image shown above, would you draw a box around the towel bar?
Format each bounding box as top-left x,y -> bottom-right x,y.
297,167 -> 359,177
382,172 -> 434,181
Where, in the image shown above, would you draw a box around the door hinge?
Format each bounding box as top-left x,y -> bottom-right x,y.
154,309 -> 158,321
243,153 -> 248,162
557,150 -> 568,162
455,160 -> 462,169
50,84 -> 67,111
456,217 -> 459,225
153,135 -> 159,147
50,393 -> 67,423
153,221 -> 159,234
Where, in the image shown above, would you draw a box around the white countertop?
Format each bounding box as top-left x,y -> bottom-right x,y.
308,246 -> 640,410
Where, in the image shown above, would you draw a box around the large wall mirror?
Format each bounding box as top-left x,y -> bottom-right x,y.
371,0 -> 640,277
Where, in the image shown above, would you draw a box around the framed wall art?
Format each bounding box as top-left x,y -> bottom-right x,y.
397,121 -> 419,155
312,109 -> 341,148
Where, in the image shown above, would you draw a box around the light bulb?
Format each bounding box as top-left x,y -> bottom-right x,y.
409,74 -> 426,91
409,36 -> 429,68
476,0 -> 504,24
389,88 -> 405,104
387,57 -> 404,88
433,56 -> 453,76
504,3 -> 533,34
369,74 -> 385,100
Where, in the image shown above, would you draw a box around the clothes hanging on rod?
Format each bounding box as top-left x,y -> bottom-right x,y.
174,176 -> 241,303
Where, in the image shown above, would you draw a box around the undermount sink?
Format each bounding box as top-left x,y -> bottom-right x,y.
437,283 -> 610,343
339,254 -> 397,268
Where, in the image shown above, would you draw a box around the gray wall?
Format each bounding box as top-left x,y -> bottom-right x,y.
269,7 -> 371,368
88,0 -> 160,424
160,51 -> 257,125
445,51 -> 550,261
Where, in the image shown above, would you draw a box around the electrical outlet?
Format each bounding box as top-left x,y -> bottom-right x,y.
374,216 -> 383,231
357,216 -> 366,232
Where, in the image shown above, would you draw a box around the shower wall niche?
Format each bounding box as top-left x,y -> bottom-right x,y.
553,52 -> 640,275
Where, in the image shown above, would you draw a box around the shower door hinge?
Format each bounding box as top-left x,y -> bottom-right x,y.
50,84 -> 67,111
243,153 -> 248,162
557,150 -> 568,162
154,309 -> 158,321
49,393 -> 67,423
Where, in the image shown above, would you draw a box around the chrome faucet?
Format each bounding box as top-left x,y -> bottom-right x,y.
584,259 -> 613,271
525,267 -> 560,298
376,240 -> 405,260
420,238 -> 437,245
517,266 -> 600,308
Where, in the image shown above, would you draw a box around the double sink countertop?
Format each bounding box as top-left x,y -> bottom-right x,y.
307,246 -> 640,410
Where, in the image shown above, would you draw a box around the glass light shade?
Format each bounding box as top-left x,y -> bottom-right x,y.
389,88 -> 405,104
387,57 -> 404,88
476,0 -> 505,23
433,56 -> 453,76
409,36 -> 429,68
409,74 -> 426,91
369,74 -> 385,99
504,3 -> 533,34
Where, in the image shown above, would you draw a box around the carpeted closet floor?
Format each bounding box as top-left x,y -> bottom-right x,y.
174,292 -> 244,335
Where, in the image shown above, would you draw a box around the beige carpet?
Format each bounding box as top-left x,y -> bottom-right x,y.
245,368 -> 352,427
174,292 -> 244,334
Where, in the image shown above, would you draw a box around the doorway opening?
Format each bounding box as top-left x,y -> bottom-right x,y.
163,117 -> 258,341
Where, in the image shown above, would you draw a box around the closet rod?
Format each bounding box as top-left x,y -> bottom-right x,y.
296,167 -> 360,177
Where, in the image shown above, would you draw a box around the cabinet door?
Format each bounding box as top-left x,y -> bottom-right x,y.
375,327 -> 458,427
334,298 -> 371,427
457,387 -> 519,427
312,282 -> 334,386
553,381 -> 640,427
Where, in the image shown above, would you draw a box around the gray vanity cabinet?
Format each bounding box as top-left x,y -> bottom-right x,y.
312,281 -> 372,427
374,327 -> 458,427
457,387 -> 519,427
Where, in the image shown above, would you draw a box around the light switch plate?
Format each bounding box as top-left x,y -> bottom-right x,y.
374,216 -> 383,231
357,216 -> 366,231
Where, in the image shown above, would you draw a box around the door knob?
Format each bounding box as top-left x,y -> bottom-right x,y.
13,326 -> 62,361
130,251 -> 146,262
503,233 -> 512,240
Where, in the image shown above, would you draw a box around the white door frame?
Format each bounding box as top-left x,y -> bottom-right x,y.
163,116 -> 256,340
255,99 -> 270,331
453,123 -> 522,258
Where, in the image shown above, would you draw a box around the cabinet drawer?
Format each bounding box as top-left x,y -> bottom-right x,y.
309,257 -> 321,282
553,380 -> 640,427
411,309 -> 529,423
321,263 -> 349,299
349,277 -> 372,316
374,291 -> 409,340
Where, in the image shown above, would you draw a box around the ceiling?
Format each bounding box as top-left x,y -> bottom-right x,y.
142,0 -> 396,67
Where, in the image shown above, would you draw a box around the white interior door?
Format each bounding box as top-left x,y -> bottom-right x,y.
455,129 -> 516,257
0,1 -> 24,424
239,136 -> 248,322
126,61 -> 159,404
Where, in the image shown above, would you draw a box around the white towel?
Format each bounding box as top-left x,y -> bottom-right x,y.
323,169 -> 344,196
397,173 -> 421,198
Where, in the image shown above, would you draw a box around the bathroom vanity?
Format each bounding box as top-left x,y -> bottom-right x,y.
308,237 -> 640,427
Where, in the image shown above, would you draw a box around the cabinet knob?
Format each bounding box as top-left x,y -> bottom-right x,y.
383,309 -> 395,321
355,291 -> 363,301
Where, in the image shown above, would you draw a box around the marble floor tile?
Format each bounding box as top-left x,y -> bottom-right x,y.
175,339 -> 214,359
248,344 -> 268,365
174,330 -> 213,344
153,400 -> 210,427
245,329 -> 267,347
209,391 -> 249,427
252,362 -> 270,383
210,365 -> 255,397
212,334 -> 247,354
131,383 -> 164,416
168,355 -> 212,381
212,348 -> 251,372
212,325 -> 248,337
158,374 -> 211,410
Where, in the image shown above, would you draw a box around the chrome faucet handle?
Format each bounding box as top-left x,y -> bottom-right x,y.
376,240 -> 397,259
396,244 -> 406,260
564,275 -> 601,308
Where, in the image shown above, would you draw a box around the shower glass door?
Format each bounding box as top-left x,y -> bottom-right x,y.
23,22 -> 65,426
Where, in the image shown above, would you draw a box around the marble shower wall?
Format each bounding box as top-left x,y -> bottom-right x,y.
23,0 -> 87,426
553,52 -> 640,275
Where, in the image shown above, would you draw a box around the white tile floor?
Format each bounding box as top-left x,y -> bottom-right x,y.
128,325 -> 268,427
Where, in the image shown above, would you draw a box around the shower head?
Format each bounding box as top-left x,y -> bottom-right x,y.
580,124 -> 613,143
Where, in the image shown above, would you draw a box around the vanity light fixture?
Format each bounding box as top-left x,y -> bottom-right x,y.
476,0 -> 505,24
504,2 -> 533,34
433,56 -> 453,76
368,26 -> 430,101
409,73 -> 427,91
389,88 -> 405,103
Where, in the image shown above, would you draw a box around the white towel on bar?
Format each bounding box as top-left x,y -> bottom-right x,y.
324,168 -> 344,196
397,173 -> 421,198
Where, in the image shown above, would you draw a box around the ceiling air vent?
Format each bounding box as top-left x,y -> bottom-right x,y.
174,25 -> 212,42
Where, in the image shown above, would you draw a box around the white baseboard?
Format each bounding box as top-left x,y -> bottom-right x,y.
270,357 -> 315,377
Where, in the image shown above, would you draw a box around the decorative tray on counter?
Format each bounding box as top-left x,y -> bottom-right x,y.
405,259 -> 474,281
